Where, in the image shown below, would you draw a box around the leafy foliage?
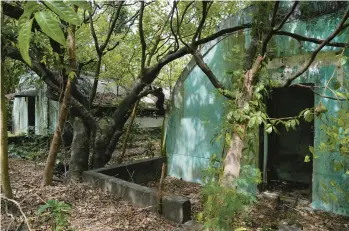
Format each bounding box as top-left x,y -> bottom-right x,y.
16,1 -> 83,65
34,11 -> 66,46
18,18 -> 33,65
8,135 -> 50,160
38,199 -> 72,231
198,156 -> 261,230
44,0 -> 81,25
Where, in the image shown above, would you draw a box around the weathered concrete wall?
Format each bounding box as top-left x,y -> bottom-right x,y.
12,97 -> 29,135
166,8 -> 253,183
83,157 -> 191,224
12,88 -> 59,136
12,73 -> 59,136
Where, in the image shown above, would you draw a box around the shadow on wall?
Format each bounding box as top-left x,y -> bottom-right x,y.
167,36 -> 239,183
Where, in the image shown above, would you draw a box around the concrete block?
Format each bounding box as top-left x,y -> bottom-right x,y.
162,195 -> 191,224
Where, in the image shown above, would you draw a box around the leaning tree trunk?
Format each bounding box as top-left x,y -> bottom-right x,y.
69,116 -> 90,182
92,79 -> 147,168
0,9 -> 14,197
222,56 -> 264,185
116,100 -> 139,164
42,17 -> 77,186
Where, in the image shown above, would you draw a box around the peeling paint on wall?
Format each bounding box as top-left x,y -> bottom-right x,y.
166,5 -> 349,215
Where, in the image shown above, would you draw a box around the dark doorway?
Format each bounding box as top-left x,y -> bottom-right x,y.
27,96 -> 35,133
266,86 -> 314,185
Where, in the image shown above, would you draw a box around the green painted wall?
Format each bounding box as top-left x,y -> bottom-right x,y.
166,5 -> 349,215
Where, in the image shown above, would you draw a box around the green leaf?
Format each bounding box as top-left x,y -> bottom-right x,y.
332,79 -> 341,90
304,155 -> 310,163
335,91 -> 346,99
265,124 -> 272,134
37,204 -> 50,215
35,11 -> 66,46
309,146 -> 315,155
225,133 -> 232,145
235,228 -> 247,231
290,120 -> 296,130
18,2 -> 39,29
44,0 -> 81,25
68,71 -> 76,80
248,116 -> 256,128
70,1 -> 93,13
346,170 -> 349,175
18,18 -> 34,66
304,110 -> 313,122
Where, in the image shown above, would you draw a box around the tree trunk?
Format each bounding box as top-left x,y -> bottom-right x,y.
222,56 -> 264,184
69,116 -> 90,182
116,101 -> 139,164
0,6 -> 14,197
92,80 -> 146,168
42,15 -> 77,186
42,80 -> 73,186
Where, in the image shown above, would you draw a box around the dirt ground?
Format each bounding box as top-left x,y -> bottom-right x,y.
1,159 -> 179,231
3,130 -> 349,231
2,159 -> 349,231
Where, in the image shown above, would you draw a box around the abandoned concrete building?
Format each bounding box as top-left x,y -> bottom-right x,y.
165,3 -> 349,215
8,73 -> 170,135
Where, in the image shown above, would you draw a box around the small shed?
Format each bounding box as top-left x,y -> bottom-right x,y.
165,2 -> 349,216
10,73 -> 171,135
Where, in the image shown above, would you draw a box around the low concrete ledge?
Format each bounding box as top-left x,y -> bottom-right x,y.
83,157 -> 191,224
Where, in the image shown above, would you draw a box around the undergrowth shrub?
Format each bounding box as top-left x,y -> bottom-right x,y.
198,155 -> 261,231
38,199 -> 73,231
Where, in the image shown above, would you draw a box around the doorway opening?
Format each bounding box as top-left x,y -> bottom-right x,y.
260,85 -> 314,196
27,96 -> 35,134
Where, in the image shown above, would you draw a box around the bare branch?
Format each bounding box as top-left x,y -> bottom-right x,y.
89,11 -> 100,54
1,197 -> 32,231
139,1 -> 147,72
170,2 -> 179,51
262,1 -> 298,56
284,8 -> 349,86
100,1 -> 124,51
195,23 -> 251,46
191,49 -> 234,100
192,1 -> 210,42
156,42 -> 174,62
270,1 -> 280,28
146,10 -> 171,66
274,1 -> 299,31
178,1 -> 194,28
275,31 -> 348,48
293,84 -> 346,101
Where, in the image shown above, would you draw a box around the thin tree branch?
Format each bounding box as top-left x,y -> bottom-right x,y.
293,84 -> 346,101
195,23 -> 251,46
192,1 -> 210,43
89,11 -> 100,54
275,31 -> 348,48
1,197 -> 32,231
100,1 -> 124,51
178,1 -> 194,28
170,2 -> 179,51
146,10 -> 171,66
262,1 -> 298,56
191,49 -> 234,100
274,1 -> 299,31
139,1 -> 147,72
284,8 -> 349,86
270,1 -> 280,28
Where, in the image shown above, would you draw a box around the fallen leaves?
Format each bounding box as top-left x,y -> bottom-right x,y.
1,159 -> 178,231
